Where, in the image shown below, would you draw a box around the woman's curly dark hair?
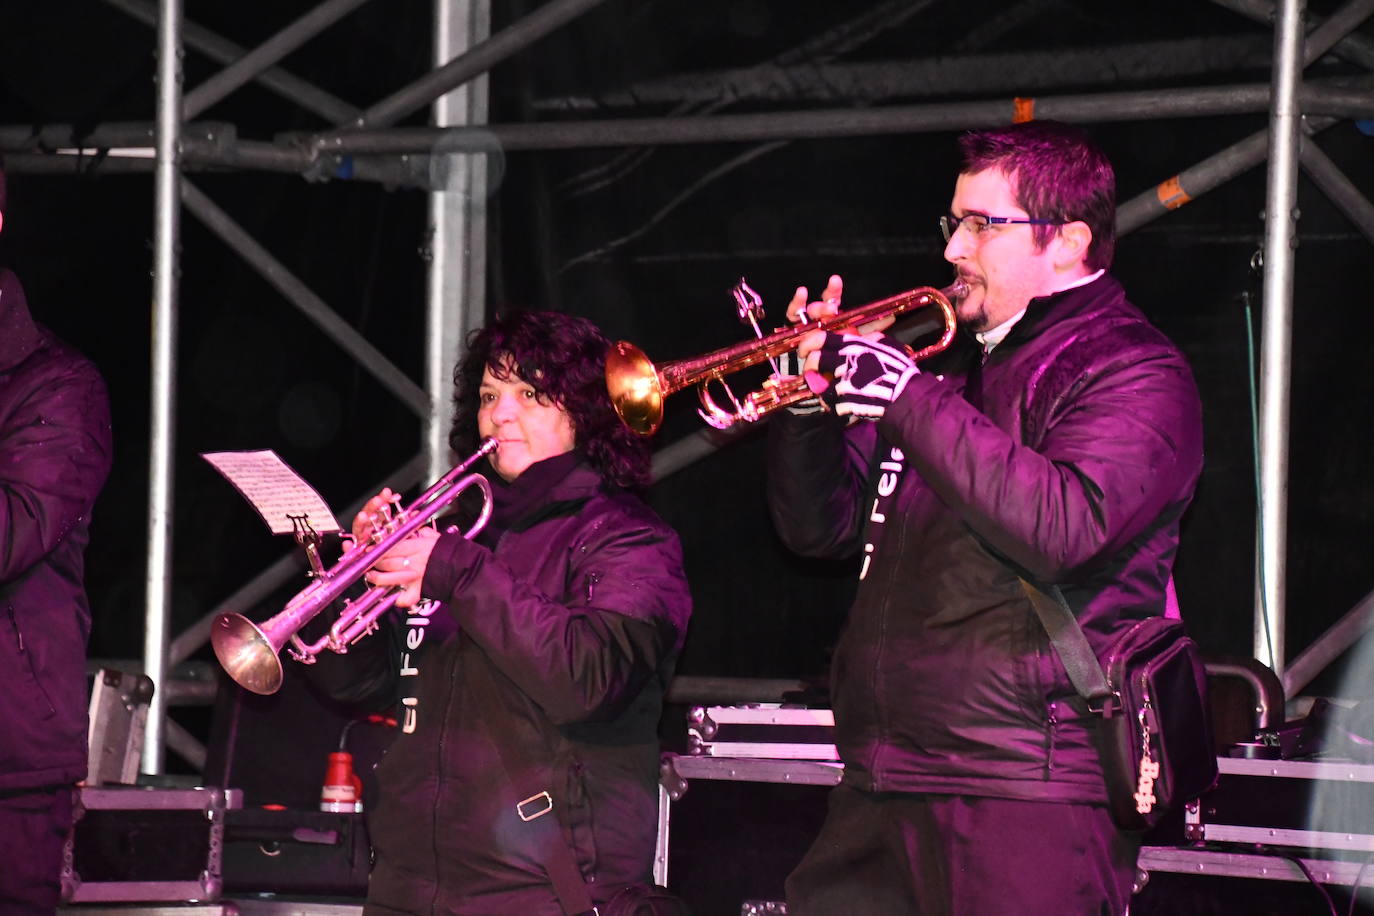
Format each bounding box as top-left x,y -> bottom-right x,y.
448,310 -> 651,490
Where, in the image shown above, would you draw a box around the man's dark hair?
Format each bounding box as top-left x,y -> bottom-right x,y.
958,120 -> 1116,271
449,309 -> 651,489
0,152 -> 7,216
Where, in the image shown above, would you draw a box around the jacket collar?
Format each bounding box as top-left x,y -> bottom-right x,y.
484,451 -> 604,535
0,268 -> 43,372
994,272 -> 1122,353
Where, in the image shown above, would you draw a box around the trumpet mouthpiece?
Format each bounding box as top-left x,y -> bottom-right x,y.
942,279 -> 970,303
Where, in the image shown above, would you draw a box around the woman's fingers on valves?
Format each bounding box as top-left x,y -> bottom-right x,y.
354,488 -> 401,541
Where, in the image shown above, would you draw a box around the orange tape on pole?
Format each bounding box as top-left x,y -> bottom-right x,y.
1012,98 -> 1036,123
1156,176 -> 1192,210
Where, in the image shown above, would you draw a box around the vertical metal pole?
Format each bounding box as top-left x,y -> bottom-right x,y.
654,782 -> 672,887
1256,0 -> 1305,674
143,0 -> 183,773
426,0 -> 491,482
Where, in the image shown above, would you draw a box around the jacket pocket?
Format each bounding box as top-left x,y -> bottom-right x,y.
2,605 -> 59,720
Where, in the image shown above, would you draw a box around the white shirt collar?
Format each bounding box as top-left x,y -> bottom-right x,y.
975,269 -> 1105,353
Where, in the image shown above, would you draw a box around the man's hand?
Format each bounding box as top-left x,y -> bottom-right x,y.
814,332 -> 919,419
787,274 -> 845,325
782,275 -> 844,415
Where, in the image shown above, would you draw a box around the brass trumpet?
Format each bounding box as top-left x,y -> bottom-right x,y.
211,438 -> 498,695
606,281 -> 963,435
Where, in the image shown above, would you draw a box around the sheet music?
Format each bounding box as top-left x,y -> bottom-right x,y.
202,450 -> 341,536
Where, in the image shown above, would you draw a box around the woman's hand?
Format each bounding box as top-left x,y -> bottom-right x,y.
342,488 -> 439,608
363,527 -> 441,608
349,488 -> 402,547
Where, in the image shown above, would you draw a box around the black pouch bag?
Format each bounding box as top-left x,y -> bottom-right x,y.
1099,615 -> 1219,830
599,882 -> 692,916
1021,580 -> 1218,830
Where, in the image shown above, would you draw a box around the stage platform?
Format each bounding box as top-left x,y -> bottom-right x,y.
58,753 -> 1374,914
60,904 -> 363,916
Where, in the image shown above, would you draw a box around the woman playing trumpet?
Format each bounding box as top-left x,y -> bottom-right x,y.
307,310 -> 692,915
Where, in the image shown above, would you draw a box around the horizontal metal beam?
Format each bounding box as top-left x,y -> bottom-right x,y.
537,35 -> 1277,110
315,81 -> 1374,156
1,141 -> 436,189
9,82 -> 1368,177
0,121 -> 232,151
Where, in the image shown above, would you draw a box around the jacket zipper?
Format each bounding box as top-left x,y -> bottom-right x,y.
1045,700 -> 1059,777
5,605 -> 24,652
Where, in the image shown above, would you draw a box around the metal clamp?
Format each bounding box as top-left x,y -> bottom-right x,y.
516,790 -> 553,822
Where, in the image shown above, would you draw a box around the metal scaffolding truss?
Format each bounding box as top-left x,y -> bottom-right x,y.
3,0 -> 1373,771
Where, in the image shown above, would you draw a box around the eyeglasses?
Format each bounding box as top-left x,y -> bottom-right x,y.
939,213 -> 1065,242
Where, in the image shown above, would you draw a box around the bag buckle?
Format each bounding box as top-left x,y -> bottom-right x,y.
516,790 -> 553,822
1090,691 -> 1123,718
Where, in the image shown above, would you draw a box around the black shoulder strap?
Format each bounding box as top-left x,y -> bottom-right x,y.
1018,578 -> 1116,713
465,668 -> 597,916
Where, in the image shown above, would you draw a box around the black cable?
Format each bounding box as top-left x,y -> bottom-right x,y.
1265,847 -> 1338,916
1240,251 -> 1277,671
1345,848 -> 1374,916
1207,843 -> 1340,916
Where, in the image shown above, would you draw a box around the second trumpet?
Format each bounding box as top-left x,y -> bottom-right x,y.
606,281 -> 962,435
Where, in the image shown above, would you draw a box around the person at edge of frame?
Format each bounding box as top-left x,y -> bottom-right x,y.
766,120 -> 1204,915
301,309 -> 693,915
0,152 -> 115,914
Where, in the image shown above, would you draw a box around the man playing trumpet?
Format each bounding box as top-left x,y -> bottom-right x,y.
307,310 -> 691,914
768,121 -> 1204,915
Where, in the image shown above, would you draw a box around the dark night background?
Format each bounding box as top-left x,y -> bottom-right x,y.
2,0 -> 1373,820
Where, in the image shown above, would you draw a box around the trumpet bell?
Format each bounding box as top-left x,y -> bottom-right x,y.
212,612 -> 286,696
606,340 -> 665,436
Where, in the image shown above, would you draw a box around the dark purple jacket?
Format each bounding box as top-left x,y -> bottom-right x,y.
768,274 -> 1202,804
308,456 -> 691,915
0,268 -> 112,793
